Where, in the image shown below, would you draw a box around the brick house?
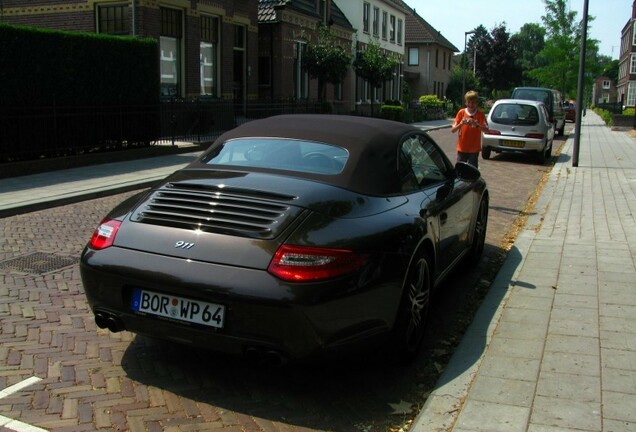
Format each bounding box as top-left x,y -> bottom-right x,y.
257,0 -> 354,112
1,0 -> 259,103
398,1 -> 458,102
593,76 -> 618,105
618,0 -> 636,106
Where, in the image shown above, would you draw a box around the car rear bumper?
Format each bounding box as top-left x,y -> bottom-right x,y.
482,136 -> 545,152
80,246 -> 403,361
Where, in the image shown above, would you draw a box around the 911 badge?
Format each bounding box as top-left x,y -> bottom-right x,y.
175,241 -> 194,249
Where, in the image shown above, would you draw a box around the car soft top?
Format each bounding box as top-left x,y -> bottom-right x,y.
203,114 -> 422,196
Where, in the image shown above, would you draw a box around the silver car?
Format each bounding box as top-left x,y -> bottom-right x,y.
482,99 -> 555,164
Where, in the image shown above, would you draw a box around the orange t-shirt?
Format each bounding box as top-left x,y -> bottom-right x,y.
454,108 -> 487,153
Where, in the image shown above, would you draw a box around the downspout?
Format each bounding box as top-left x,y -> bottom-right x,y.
131,0 -> 136,36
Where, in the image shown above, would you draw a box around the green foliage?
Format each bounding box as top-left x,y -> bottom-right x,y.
419,95 -> 444,108
594,108 -> 613,126
303,26 -> 352,100
527,0 -> 599,96
380,104 -> 404,121
511,23 -> 546,86
446,66 -> 480,105
623,107 -> 635,116
0,23 -> 159,107
353,39 -> 400,88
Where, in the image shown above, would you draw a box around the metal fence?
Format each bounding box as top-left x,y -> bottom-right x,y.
596,102 -> 623,114
0,99 -> 326,163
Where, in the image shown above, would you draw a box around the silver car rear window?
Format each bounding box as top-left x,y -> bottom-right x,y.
491,104 -> 540,126
205,138 -> 349,175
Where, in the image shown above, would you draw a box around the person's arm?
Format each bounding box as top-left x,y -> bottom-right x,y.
451,113 -> 464,133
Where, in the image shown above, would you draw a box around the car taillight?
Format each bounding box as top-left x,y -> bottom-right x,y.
525,133 -> 544,139
89,218 -> 122,250
268,245 -> 369,282
487,129 -> 501,135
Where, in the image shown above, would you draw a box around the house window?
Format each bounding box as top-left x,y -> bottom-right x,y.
160,8 -> 183,97
363,2 -> 370,33
602,80 -> 610,89
631,54 -> 636,74
408,47 -> 419,66
397,19 -> 403,45
633,22 -> 636,45
389,15 -> 396,43
200,15 -> 218,96
294,41 -> 309,99
627,82 -> 636,106
334,82 -> 343,101
435,49 -> 439,68
372,7 -> 379,37
382,12 -> 388,40
97,4 -> 129,35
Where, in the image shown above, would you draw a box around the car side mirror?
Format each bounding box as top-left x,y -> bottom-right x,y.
454,162 -> 480,181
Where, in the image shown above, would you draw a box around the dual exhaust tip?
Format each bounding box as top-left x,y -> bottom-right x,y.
94,311 -> 124,333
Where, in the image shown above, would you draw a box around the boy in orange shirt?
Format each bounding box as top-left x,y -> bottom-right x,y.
451,90 -> 488,168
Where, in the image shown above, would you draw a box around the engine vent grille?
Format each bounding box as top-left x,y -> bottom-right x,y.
131,183 -> 301,238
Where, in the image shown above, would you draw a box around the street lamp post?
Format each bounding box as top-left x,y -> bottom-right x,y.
462,30 -> 475,97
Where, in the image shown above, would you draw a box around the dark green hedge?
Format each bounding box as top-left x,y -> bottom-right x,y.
0,23 -> 159,107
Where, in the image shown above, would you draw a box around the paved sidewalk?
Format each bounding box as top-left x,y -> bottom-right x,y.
0,151 -> 202,217
413,110 -> 636,431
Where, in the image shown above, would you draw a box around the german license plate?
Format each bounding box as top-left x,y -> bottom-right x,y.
502,140 -> 525,148
131,288 -> 225,328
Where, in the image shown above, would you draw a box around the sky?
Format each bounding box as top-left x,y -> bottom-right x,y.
404,0 -> 630,59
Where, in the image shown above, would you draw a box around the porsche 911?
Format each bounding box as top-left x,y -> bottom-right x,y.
80,114 -> 489,365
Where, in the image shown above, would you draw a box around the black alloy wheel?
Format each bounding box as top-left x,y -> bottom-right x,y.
392,252 -> 432,361
468,197 -> 489,265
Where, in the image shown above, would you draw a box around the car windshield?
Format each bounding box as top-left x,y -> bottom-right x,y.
491,104 -> 540,126
204,138 -> 349,175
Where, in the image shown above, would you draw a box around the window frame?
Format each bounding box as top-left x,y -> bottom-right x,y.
96,3 -> 129,35
408,47 -> 419,66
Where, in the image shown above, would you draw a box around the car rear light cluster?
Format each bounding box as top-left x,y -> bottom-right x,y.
89,218 -> 122,250
268,245 -> 369,282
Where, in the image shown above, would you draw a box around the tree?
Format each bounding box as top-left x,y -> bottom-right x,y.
528,0 -> 598,98
511,23 -> 546,86
483,24 -> 522,95
353,39 -> 400,115
303,26 -> 352,102
447,66 -> 479,105
599,57 -> 619,84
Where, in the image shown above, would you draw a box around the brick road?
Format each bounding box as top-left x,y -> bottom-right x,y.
0,127 -> 569,432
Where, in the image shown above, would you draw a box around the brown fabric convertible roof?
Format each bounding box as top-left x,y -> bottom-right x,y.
206,114 -> 423,196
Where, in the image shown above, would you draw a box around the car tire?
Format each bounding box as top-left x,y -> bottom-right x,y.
467,196 -> 489,265
391,251 -> 432,362
481,146 -> 491,160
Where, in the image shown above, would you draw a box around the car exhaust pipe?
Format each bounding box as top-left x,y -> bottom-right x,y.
244,347 -> 288,367
94,310 -> 124,333
264,350 -> 287,367
106,316 -> 123,333
94,312 -> 108,329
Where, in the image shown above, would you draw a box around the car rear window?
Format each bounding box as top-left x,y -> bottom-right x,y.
203,138 -> 349,175
513,90 -> 549,104
491,104 -> 540,126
